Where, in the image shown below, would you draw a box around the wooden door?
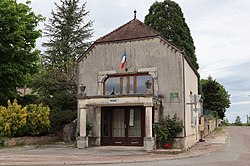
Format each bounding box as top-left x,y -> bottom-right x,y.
101,107 -> 145,146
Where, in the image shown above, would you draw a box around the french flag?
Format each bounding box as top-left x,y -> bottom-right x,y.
120,50 -> 126,69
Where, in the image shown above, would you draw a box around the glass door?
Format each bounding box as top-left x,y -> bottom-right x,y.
101,107 -> 144,146
111,108 -> 127,145
127,107 -> 144,145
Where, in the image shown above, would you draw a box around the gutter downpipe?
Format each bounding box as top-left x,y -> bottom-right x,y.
182,52 -> 186,138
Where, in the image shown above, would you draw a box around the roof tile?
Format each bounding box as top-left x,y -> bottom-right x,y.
96,19 -> 160,43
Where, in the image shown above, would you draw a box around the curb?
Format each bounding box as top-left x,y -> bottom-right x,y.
0,135 -> 229,166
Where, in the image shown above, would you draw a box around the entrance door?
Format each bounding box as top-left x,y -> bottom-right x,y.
101,107 -> 145,146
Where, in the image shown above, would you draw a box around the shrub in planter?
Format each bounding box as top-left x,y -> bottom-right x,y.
154,114 -> 183,148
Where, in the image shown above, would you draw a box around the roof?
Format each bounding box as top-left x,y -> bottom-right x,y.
96,19 -> 160,43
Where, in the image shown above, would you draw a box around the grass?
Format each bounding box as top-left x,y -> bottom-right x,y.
213,126 -> 226,135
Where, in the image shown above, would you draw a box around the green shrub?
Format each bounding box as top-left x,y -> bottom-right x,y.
49,109 -> 76,133
154,114 -> 183,148
0,132 -> 4,147
0,100 -> 27,137
17,95 -> 39,106
86,121 -> 94,136
0,100 -> 51,137
22,104 -> 51,136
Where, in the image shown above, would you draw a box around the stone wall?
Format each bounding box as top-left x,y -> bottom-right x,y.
204,118 -> 218,137
4,135 -> 60,147
63,119 -> 77,142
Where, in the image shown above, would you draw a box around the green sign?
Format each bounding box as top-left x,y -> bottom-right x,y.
170,92 -> 179,99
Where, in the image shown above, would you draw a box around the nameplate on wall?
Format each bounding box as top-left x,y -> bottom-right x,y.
109,98 -> 119,103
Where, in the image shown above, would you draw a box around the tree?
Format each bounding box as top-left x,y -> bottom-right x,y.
43,0 -> 93,70
200,76 -> 231,119
32,0 -> 93,131
0,0 -> 44,103
144,0 -> 199,69
234,116 -> 242,125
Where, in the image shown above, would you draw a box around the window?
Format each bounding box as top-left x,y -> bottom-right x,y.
104,74 -> 153,95
136,75 -> 152,94
105,77 -> 120,95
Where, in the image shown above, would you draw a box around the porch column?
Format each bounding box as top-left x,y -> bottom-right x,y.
143,103 -> 154,151
77,106 -> 88,148
95,106 -> 101,146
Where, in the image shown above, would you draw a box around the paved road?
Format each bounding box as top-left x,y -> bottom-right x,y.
103,126 -> 250,166
0,126 -> 249,166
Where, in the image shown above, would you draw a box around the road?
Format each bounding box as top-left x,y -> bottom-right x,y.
93,126 -> 250,166
0,126 -> 249,165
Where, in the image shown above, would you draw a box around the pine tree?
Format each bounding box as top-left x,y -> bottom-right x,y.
144,0 -> 199,70
32,0 -> 93,131
43,0 -> 93,74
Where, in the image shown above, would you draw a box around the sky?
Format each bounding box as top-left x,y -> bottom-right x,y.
17,0 -> 250,123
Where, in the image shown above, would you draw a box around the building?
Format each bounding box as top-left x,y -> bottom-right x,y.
77,14 -> 200,151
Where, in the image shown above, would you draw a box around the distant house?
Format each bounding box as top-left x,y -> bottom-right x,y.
77,15 -> 201,151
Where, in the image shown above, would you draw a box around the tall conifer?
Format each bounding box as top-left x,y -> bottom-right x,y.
33,0 -> 93,131
145,0 -> 199,69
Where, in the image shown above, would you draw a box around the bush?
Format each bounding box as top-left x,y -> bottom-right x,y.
22,104 -> 51,136
154,114 -> 183,148
0,132 -> 4,147
17,95 -> 39,106
0,100 -> 27,137
86,121 -> 94,136
0,100 -> 51,137
49,109 -> 76,133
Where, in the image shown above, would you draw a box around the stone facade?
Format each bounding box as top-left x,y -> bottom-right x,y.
77,19 -> 200,151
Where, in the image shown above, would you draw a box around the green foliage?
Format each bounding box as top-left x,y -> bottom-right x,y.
17,95 -> 39,106
86,121 -> 94,136
203,109 -> 218,119
201,76 -> 230,119
0,0 -> 44,103
50,110 -> 76,132
0,100 -> 50,137
0,132 -> 4,147
43,0 -> 93,67
154,114 -> 183,148
31,0 -> 93,132
144,0 -> 198,69
0,100 -> 27,137
221,118 -> 229,126
23,104 -> 51,135
234,116 -> 242,126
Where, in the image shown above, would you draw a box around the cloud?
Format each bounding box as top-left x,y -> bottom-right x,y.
231,100 -> 250,106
